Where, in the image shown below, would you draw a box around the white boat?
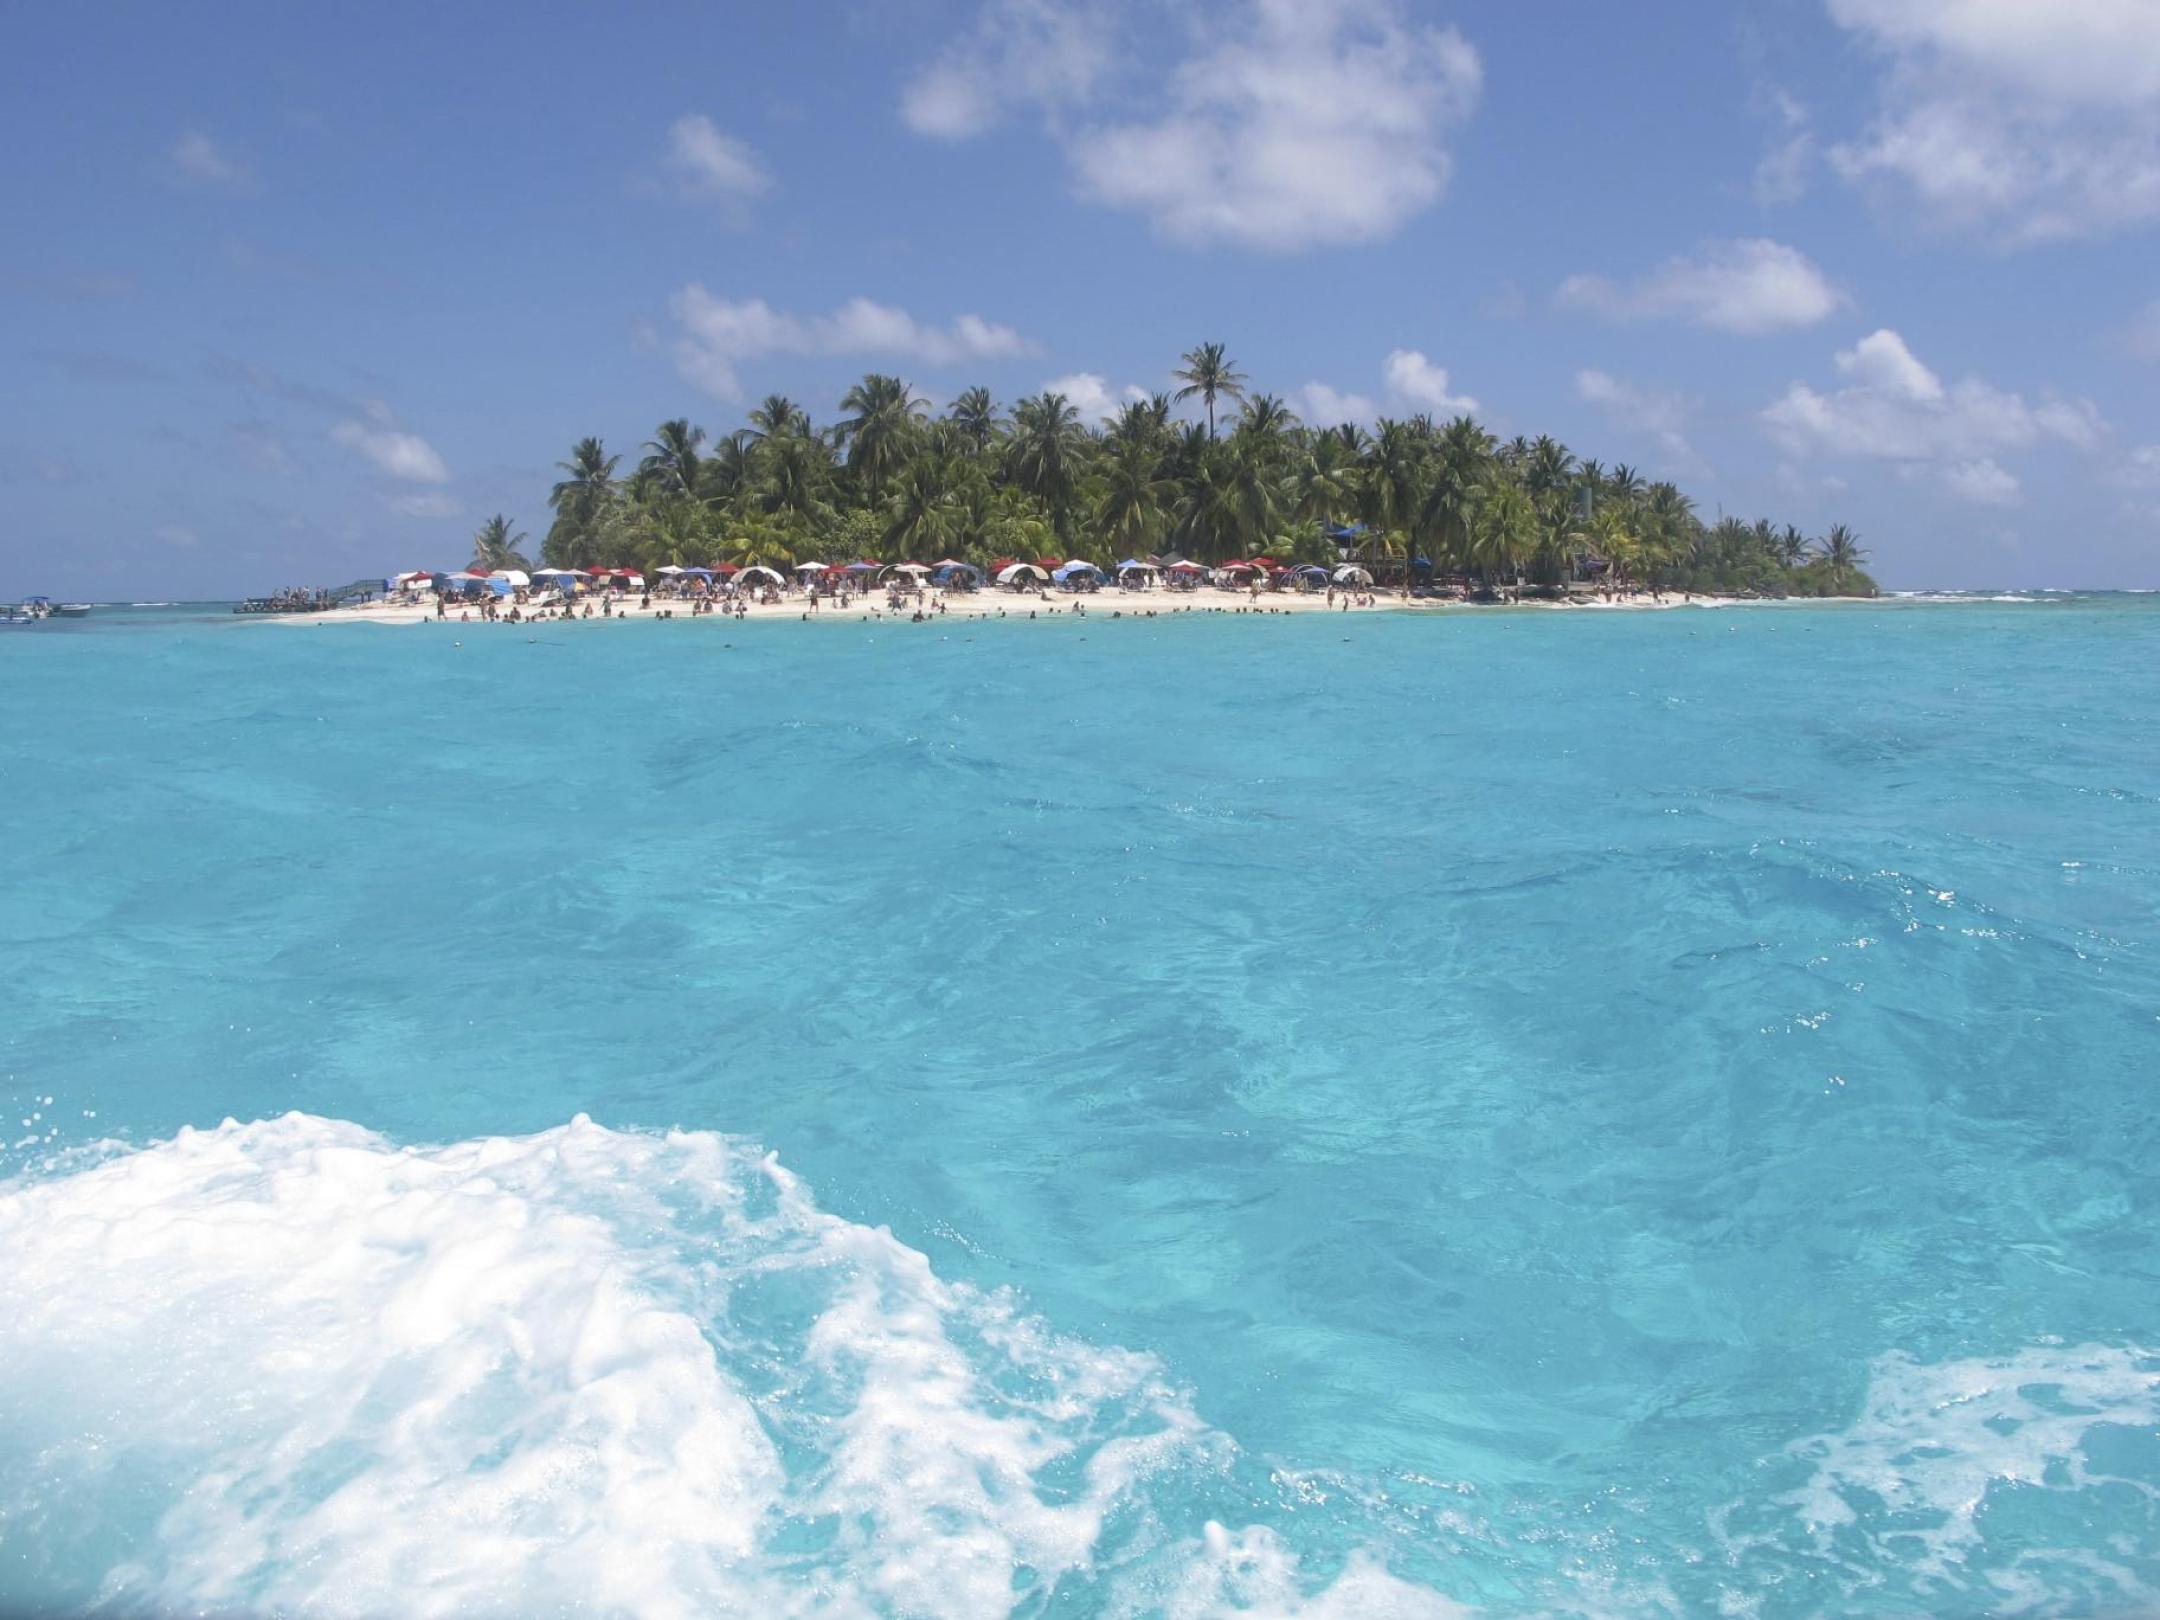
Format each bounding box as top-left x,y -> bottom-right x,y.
50,603 -> 91,618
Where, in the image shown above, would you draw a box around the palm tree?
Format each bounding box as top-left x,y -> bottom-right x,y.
747,395 -> 808,443
639,419 -> 706,501
837,373 -> 925,507
946,387 -> 1001,455
470,514 -> 530,573
1172,342 -> 1248,440
1005,392 -> 1088,536
1418,415 -> 1496,584
1467,480 -> 1537,588
1096,439 -> 1175,553
1775,524 -> 1810,570
1815,524 -> 1869,592
544,438 -> 618,567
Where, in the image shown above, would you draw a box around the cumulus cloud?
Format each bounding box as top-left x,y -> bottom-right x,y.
1558,239 -> 1842,334
664,115 -> 772,205
904,0 -> 1480,252
1763,328 -> 2103,499
329,405 -> 451,484
1381,350 -> 1477,414
1753,88 -> 1816,205
1291,349 -> 1475,427
1042,372 -> 1149,421
900,0 -> 1114,138
2129,300 -> 2160,363
1939,457 -> 2020,506
171,130 -> 248,188
1825,0 -> 2160,243
668,287 -> 1036,400
1294,381 -> 1381,426
1575,370 -> 1707,477
2112,445 -> 2160,489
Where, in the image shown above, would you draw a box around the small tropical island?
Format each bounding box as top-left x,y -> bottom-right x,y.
303,344 -> 1877,615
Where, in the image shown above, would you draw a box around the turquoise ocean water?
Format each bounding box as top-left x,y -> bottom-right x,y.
1,597 -> 2156,1616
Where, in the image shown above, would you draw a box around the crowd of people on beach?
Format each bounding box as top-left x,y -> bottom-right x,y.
233,588 -> 341,615
394,568 -> 1389,630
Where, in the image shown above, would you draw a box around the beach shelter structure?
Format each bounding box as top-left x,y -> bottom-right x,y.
931,562 -> 983,587
532,567 -> 587,580
488,569 -> 531,588
1052,561 -> 1103,584
738,565 -> 784,585
1332,565 -> 1373,585
654,565 -> 684,575
996,563 -> 1050,586
795,561 -> 828,574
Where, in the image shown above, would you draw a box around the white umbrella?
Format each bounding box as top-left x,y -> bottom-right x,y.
997,563 -> 1050,584
796,561 -> 829,573
489,569 -> 531,587
886,562 -> 931,575
1332,565 -> 1372,584
654,564 -> 685,575
532,567 -> 587,579
738,565 -> 784,585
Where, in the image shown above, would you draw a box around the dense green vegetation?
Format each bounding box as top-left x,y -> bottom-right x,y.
477,346 -> 1875,597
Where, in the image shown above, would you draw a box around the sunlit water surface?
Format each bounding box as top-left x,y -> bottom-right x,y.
2,597 -> 2156,1617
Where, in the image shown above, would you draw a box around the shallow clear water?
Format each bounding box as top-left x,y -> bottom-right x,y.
3,599 -> 2157,1617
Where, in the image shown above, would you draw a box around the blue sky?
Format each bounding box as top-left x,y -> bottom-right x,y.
4,0 -> 2158,595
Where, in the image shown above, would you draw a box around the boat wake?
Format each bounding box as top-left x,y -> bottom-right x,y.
0,1114 -> 1458,1618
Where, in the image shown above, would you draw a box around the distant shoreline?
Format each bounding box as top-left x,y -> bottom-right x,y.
250,588 -> 1889,629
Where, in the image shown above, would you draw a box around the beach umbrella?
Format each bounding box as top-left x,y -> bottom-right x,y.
532,567 -> 585,580
1332,565 -> 1372,584
843,562 -> 876,574
996,563 -> 1050,584
888,562 -> 931,575
677,567 -> 713,579
1169,561 -> 1205,573
796,561 -> 828,573
738,565 -> 783,584
710,563 -> 740,575
1053,561 -> 1102,582
489,569 -> 531,587
931,558 -> 967,569
655,565 -> 685,575
1036,557 -> 1064,571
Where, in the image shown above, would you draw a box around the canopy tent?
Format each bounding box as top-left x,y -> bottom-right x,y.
931,562 -> 983,586
1167,560 -> 1205,574
737,565 -> 785,585
532,567 -> 588,580
795,561 -> 829,573
1052,561 -> 1103,583
1116,559 -> 1156,574
996,563 -> 1050,585
1294,564 -> 1331,578
930,558 -> 967,570
488,569 -> 531,587
710,562 -> 740,575
883,562 -> 932,577
1332,565 -> 1373,584
1036,557 -> 1065,571
437,570 -> 487,585
676,567 -> 714,580
484,577 -> 515,596
392,570 -> 435,585
842,562 -> 877,574
654,565 -> 685,575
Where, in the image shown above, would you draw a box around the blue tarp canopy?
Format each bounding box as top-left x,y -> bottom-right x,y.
1294,564 -> 1330,576
932,563 -> 983,584
485,577 -> 514,595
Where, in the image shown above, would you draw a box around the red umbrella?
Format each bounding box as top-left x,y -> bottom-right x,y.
1036,557 -> 1064,570
710,562 -> 740,574
990,557 -> 1019,572
1250,556 -> 1279,568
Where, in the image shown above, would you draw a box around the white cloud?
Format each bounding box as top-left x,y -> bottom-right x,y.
171,130 -> 247,188
1294,381 -> 1381,426
389,492 -> 463,519
1940,457 -> 2020,505
2112,445 -> 2160,489
900,0 -> 1114,138
1069,0 -> 1480,250
1381,349 -> 1477,414
2129,300 -> 2160,363
329,406 -> 451,484
665,115 -> 772,204
1558,239 -> 1842,334
1292,349 -> 1475,426
1575,369 -> 1708,476
668,287 -> 1036,400
1753,89 -> 1815,205
154,523 -> 199,548
905,0 -> 1480,252
1763,329 -> 2103,493
1825,0 -> 2160,243
1043,372 -> 1148,421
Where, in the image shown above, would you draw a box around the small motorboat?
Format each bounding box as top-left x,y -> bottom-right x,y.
50,603 -> 91,618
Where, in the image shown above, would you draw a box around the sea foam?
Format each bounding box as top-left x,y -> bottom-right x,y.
0,1113 -> 1448,1618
